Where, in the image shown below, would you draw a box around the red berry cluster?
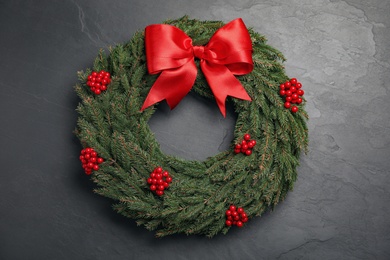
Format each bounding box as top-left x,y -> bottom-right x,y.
86,70 -> 111,95
79,148 -> 104,175
234,134 -> 256,156
147,167 -> 172,196
279,78 -> 304,113
225,205 -> 248,227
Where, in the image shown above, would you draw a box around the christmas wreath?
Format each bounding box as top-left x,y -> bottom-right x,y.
74,16 -> 308,237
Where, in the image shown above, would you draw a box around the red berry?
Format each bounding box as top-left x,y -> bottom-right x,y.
251,140 -> 256,146
225,220 -> 232,226
234,215 -> 240,221
290,78 -> 297,85
163,182 -> 169,188
290,86 -> 296,93
242,217 -> 248,223
241,212 -> 247,219
285,90 -> 292,96
234,149 -> 241,154
91,72 -> 97,77
150,185 -> 157,191
247,142 -> 254,148
284,102 -> 291,109
87,162 -> 94,168
156,190 -> 164,196
236,221 -> 243,227
97,158 -> 104,164
152,179 -> 157,184
292,93 -> 298,100
105,72 -> 111,78
162,171 -> 169,177
291,106 -> 299,113
155,167 -> 163,173
279,90 -> 286,96
242,144 -> 248,150
85,170 -> 92,175
286,96 -> 292,102
94,89 -> 101,95
93,165 -> 99,171
235,144 -> 241,150
296,83 -> 302,89
297,89 -> 304,96
285,82 -> 291,88
155,173 -> 162,179
232,211 -> 238,217
101,85 -> 107,91
147,178 -> 153,184
150,173 -> 156,179
91,151 -> 97,157
279,84 -> 285,89
158,185 -> 165,191
237,208 -> 244,214
157,179 -> 164,185
297,98 -> 303,104
229,205 -> 236,212
226,210 -> 232,216
244,134 -> 251,141
90,157 -> 97,163
166,177 -> 172,183
245,150 -> 252,156
85,148 -> 92,153
227,216 -> 233,221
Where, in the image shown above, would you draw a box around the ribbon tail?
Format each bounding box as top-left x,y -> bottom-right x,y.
201,62 -> 251,117
141,61 -> 198,110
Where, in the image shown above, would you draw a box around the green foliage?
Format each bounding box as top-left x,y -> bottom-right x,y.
74,16 -> 308,237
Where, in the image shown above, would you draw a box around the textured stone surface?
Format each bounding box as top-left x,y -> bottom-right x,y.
0,0 -> 389,259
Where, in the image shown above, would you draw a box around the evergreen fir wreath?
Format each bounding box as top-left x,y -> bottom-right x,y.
74,16 -> 308,237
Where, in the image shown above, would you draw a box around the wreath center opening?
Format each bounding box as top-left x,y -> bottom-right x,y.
148,92 -> 237,161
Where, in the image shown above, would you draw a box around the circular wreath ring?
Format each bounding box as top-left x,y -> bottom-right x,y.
74,16 -> 308,237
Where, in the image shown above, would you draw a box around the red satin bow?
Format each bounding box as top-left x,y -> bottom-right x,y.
141,18 -> 253,117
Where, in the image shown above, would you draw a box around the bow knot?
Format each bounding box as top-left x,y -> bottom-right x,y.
193,46 -> 205,60
141,18 -> 254,117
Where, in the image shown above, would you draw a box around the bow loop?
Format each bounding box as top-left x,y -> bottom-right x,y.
141,18 -> 253,117
145,24 -> 194,74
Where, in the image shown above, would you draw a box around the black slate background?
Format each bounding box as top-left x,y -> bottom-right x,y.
1,0 -> 389,259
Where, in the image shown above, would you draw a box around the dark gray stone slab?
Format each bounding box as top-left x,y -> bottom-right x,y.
0,0 -> 389,259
